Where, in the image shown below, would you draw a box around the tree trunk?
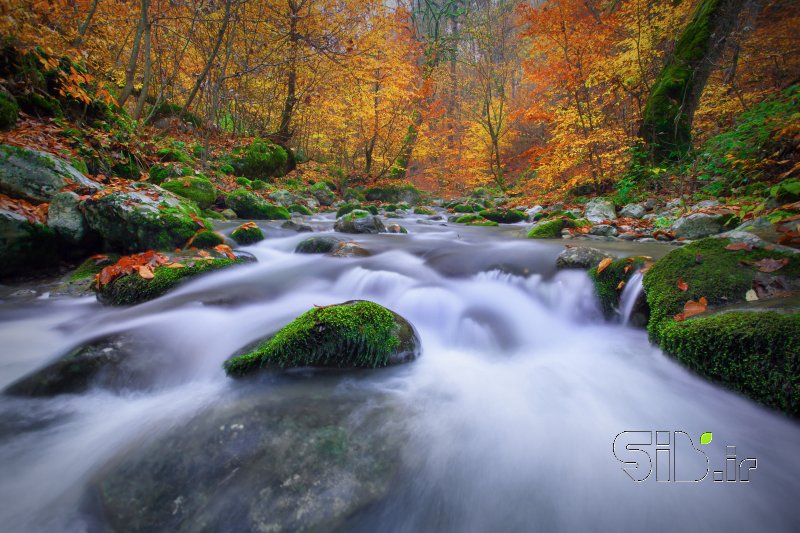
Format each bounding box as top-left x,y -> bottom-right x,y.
183,0 -> 232,111
639,0 -> 747,161
133,10 -> 152,120
118,0 -> 148,107
277,0 -> 300,141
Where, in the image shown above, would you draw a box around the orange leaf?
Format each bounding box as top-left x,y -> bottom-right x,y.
752,258 -> 789,273
677,279 -> 688,292
617,280 -> 625,290
596,257 -> 613,274
676,297 -> 708,321
725,242 -> 753,252
166,263 -> 185,269
138,265 -> 155,279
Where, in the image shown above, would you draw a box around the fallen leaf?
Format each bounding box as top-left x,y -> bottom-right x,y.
639,260 -> 655,274
166,263 -> 185,269
674,297 -> 708,321
137,265 -> 155,279
745,289 -> 759,301
753,258 -> 789,272
597,257 -> 613,274
617,280 -> 626,290
677,278 -> 688,292
725,242 -> 753,252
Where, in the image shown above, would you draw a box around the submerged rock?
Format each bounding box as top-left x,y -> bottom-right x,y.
225,188 -> 291,220
0,208 -> 61,277
295,235 -> 341,254
556,246 -> 614,269
330,242 -> 370,257
224,300 -> 420,376
281,220 -> 313,232
231,222 -> 264,245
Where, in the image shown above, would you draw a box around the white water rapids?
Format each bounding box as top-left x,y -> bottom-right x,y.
0,216 -> 798,532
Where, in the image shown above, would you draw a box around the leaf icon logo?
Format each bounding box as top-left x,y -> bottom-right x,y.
700,432 -> 713,445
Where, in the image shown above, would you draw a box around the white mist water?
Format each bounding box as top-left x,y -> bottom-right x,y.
0,224 -> 798,532
619,270 -> 645,325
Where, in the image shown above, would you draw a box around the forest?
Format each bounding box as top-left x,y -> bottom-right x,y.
0,1 -> 799,532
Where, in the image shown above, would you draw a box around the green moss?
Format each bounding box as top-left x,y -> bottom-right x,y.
295,236 -> 340,254
659,312 -> 800,416
224,301 -> 403,375
588,257 -> 647,318
68,254 -> 119,282
454,214 -> 498,226
97,258 -> 239,306
231,138 -> 288,179
414,207 -> 434,215
365,205 -> 379,215
527,218 -> 572,239
385,204 -> 399,212
202,209 -> 225,220
156,147 -> 191,163
148,164 -> 189,185
148,102 -> 201,128
235,177 -> 252,187
225,188 -> 290,220
452,204 -> 479,213
161,177 -> 219,209
0,92 -> 19,130
219,163 -> 235,175
250,179 -> 267,190
17,92 -> 63,118
336,203 -> 359,218
231,224 -> 264,245
642,238 -> 800,339
479,208 -> 525,224
289,203 -> 313,216
364,183 -> 421,204
0,219 -> 61,277
190,230 -> 224,249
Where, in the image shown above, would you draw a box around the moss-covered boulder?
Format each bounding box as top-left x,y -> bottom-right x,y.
95,249 -> 252,306
454,214 -> 498,226
156,147 -> 192,163
589,256 -> 649,318
334,211 -> 386,234
289,203 -> 313,216
82,183 -> 211,253
50,253 -> 119,297
295,235 -> 341,254
161,177 -> 219,209
642,237 -> 800,416
526,218 -> 573,239
224,300 -> 420,376
225,188 -> 290,220
478,208 -> 525,224
452,203 -> 480,214
0,144 -> 102,203
46,191 -> 93,245
231,222 -> 264,245
556,246 -> 614,270
0,92 -> 19,130
231,138 -> 288,179
148,163 -> 191,185
309,182 -> 336,206
364,184 -> 421,205
189,229 -> 225,249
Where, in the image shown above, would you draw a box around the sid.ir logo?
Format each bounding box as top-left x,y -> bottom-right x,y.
613,431 -> 757,482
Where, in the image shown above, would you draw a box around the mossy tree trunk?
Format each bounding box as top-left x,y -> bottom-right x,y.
639,0 -> 747,161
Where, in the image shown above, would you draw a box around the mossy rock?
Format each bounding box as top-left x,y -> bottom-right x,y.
96,252 -> 248,306
588,256 -> 648,318
225,188 -> 290,220
642,237 -> 800,338
190,229 -> 224,249
478,208 -> 525,224
148,163 -> 191,185
161,177 -> 219,209
295,235 -> 341,254
659,312 -> 800,416
156,147 -> 192,163
334,212 -> 385,234
224,300 -> 420,376
527,218 -> 573,239
289,203 -> 313,216
452,204 -> 479,214
231,223 -> 265,245
455,214 -> 498,226
336,203 -> 359,218
0,209 -> 62,277
413,207 -> 434,215
0,92 -> 19,130
51,254 -> 120,297
231,138 -> 288,179
364,184 -> 420,205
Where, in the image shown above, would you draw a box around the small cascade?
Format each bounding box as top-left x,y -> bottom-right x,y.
618,270 -> 644,325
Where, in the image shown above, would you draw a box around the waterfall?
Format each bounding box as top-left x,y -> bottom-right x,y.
618,270 -> 644,325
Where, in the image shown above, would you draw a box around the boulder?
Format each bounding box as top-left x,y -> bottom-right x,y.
589,224 -> 618,237
295,236 -> 341,254
231,223 -> 264,245
224,300 -> 420,375
619,203 -> 646,219
330,242 -> 370,257
47,191 -> 92,244
225,188 -> 290,220
161,177 -> 219,209
0,144 -> 102,203
334,211 -> 386,234
281,220 -> 313,232
309,182 -> 336,206
670,213 -> 727,240
0,208 -> 60,277
269,189 -> 295,206
555,246 -> 614,269
583,198 -> 616,223
82,183 -> 210,253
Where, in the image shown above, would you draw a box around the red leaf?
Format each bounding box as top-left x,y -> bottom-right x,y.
725,242 -> 753,252
752,258 -> 789,273
677,279 -> 688,292
596,257 -> 613,274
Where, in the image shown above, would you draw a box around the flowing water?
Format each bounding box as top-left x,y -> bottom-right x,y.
0,214 -> 798,532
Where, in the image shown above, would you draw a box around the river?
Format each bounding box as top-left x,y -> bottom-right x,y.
0,213 -> 798,532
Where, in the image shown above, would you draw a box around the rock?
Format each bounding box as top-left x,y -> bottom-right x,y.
224,300 -> 420,375
220,208 -> 237,219
334,212 -> 386,234
716,231 -> 798,254
692,199 -> 720,210
555,246 -> 614,269
525,205 -> 543,219
642,198 -> 659,211
0,208 -> 60,277
295,236 -> 341,254
364,184 -> 421,205
636,237 -> 658,243
309,182 -> 336,206
583,198 -> 617,223
303,196 -> 320,210
269,189 -> 295,206
670,213 -> 726,240
527,218 -> 571,239
47,191 -> 92,244
0,144 -> 102,203
96,249 -> 252,306
589,256 -> 650,319
161,177 -> 219,209
86,388 -> 404,532
231,223 -> 264,245
386,223 -> 408,234
619,203 -> 646,219
330,242 -> 370,257
478,208 -> 526,224
82,183 -> 211,253
50,254 -> 119,297
226,188 -> 291,220
665,198 -> 684,210
281,220 -> 313,232
3,335 -> 156,396
589,224 -> 618,237
727,216 -> 781,243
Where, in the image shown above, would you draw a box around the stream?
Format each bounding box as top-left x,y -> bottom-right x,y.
0,214 -> 798,532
